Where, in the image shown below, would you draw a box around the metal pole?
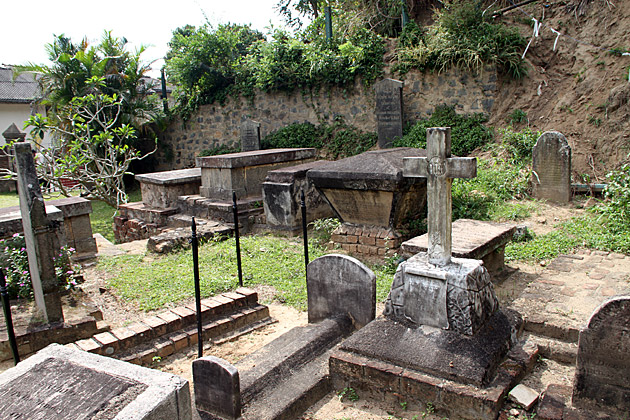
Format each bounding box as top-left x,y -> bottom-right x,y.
160,68 -> 169,113
191,217 -> 203,358
325,6 -> 333,41
301,190 -> 309,273
0,269 -> 20,365
401,0 -> 409,27
232,192 -> 243,287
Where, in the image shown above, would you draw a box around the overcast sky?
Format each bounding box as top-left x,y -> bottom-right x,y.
2,0 -> 289,76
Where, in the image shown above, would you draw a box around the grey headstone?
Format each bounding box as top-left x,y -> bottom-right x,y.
193,356 -> 241,419
375,78 -> 404,149
532,131 -> 571,203
572,295 -> 630,413
307,254 -> 376,328
240,119 -> 261,152
14,142 -> 63,323
0,343 -> 191,420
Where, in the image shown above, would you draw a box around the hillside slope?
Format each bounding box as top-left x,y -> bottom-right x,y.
489,0 -> 630,180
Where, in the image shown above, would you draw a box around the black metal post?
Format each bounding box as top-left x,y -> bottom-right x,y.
191,217 -> 203,358
160,68 -> 169,113
232,192 -> 244,287
301,190 -> 309,273
0,269 -> 19,365
325,6 -> 333,41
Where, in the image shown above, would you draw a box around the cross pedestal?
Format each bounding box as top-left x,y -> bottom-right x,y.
384,127 -> 498,335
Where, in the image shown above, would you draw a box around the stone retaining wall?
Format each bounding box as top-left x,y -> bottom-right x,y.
156,68 -> 497,170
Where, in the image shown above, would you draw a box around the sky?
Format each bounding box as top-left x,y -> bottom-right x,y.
1,0 -> 290,76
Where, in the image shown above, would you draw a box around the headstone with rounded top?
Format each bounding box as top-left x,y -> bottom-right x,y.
532,131 -> 572,203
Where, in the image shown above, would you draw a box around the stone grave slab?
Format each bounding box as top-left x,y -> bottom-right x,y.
135,168 -> 201,209
307,254 -> 376,328
532,131 -> 572,203
262,160 -> 334,232
307,148 -> 427,228
197,148 -> 316,201
0,343 -> 191,420
572,295 -> 630,413
400,219 -> 516,274
241,119 -> 261,152
375,78 -> 404,149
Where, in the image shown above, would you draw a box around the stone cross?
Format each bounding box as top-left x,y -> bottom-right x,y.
14,142 -> 64,323
403,127 -> 477,266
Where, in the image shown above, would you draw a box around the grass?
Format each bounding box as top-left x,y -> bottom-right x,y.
97,234 -> 398,312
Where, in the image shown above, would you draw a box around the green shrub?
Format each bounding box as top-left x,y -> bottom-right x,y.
0,234 -> 82,300
394,105 -> 493,156
395,1 -> 527,78
261,122 -> 322,150
198,144 -> 240,157
597,163 -> 630,234
491,127 -> 540,162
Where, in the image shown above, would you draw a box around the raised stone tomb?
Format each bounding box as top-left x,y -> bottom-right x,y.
197,148 -> 316,201
307,148 -> 428,228
135,168 -> 202,209
0,343 -> 191,420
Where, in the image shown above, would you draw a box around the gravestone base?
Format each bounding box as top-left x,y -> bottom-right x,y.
537,384 -> 616,420
330,311 -> 535,420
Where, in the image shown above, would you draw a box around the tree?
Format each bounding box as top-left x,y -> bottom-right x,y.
24,77 -> 154,208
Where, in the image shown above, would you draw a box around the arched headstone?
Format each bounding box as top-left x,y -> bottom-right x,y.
532,131 -> 571,203
572,295 -> 630,413
307,254 -> 376,328
193,356 -> 241,419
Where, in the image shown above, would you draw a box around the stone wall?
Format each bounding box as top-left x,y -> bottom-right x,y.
156,67 -> 497,170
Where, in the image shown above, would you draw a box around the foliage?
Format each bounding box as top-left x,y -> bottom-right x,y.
597,163 -> 630,234
262,118 -> 377,159
337,387 -> 360,402
24,82 -> 155,207
491,127 -> 540,163
395,1 -> 528,78
393,105 -> 493,156
0,234 -> 82,300
165,23 -> 384,119
310,217 -> 341,244
507,109 -> 528,125
17,32 -> 162,141
198,144 -> 241,157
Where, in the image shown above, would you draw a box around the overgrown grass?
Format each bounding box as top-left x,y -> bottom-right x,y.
98,234 -> 397,312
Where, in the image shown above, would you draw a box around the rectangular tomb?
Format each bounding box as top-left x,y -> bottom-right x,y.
197,148 -> 316,201
0,343 -> 191,420
135,168 -> 202,209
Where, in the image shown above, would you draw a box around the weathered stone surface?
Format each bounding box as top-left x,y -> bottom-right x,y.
400,219 -> 516,274
193,356 -> 241,420
572,295 -> 630,414
307,254 -> 376,328
375,78 -> 404,148
0,343 -> 191,420
14,142 -> 63,323
508,384 -> 539,410
262,160 -> 334,230
307,148 -> 427,228
532,131 -> 571,203
384,253 -> 499,335
240,119 -> 261,152
136,168 -> 201,209
197,148 -> 316,200
338,310 -> 520,387
147,219 -> 232,254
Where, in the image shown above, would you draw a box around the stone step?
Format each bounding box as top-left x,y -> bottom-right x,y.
242,350 -> 332,420
177,194 -> 264,226
147,220 -> 232,253
527,333 -> 578,365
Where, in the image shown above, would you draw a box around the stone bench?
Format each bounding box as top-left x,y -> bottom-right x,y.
400,219 -> 516,274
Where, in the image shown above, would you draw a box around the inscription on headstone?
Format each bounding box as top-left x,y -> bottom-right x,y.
14,142 -> 63,323
572,295 -> 630,413
375,78 -> 404,149
532,131 -> 571,203
240,120 -> 261,152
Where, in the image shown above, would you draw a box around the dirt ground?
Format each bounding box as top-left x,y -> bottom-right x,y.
67,201 -> 590,419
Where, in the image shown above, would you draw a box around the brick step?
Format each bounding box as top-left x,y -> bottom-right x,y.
526,333 -> 578,365
67,288 -> 269,364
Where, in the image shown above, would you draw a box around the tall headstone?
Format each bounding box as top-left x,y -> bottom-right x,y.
572,295 -> 630,413
385,127 -> 498,335
307,254 -> 376,328
14,142 -> 64,323
532,131 -> 571,203
240,119 -> 261,152
375,78 -> 404,149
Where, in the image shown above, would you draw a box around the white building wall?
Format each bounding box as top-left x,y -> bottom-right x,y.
0,103 -> 53,148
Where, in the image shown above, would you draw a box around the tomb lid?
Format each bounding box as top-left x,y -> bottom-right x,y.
135,168 -> 201,185
197,148 -> 316,169
265,160 -> 331,183
307,148 -> 426,191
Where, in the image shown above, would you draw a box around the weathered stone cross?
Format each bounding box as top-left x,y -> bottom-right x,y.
403,127 -> 477,266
